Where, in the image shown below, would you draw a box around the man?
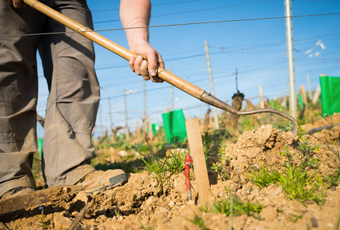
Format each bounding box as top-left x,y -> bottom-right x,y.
0,0 -> 164,198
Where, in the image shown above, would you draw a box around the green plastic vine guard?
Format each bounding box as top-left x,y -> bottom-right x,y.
152,123 -> 160,134
320,75 -> 340,117
162,109 -> 188,144
37,138 -> 43,158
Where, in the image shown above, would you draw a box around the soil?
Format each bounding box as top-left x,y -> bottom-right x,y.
0,115 -> 339,230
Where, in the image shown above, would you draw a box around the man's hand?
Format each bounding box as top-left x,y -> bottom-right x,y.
129,41 -> 164,83
120,0 -> 165,83
5,0 -> 26,8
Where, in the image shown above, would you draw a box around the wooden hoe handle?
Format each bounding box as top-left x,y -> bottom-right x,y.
24,0 -> 299,136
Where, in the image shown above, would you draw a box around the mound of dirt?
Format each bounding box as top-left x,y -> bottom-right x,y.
224,124 -> 339,183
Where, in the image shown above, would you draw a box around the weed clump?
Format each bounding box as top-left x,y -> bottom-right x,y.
202,188 -> 262,220
247,139 -> 326,205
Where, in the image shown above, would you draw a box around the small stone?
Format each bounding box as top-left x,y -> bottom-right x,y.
311,217 -> 318,227
71,211 -> 78,218
74,191 -> 89,204
169,201 -> 176,208
54,213 -> 72,230
176,202 -> 183,206
145,196 -> 157,206
119,216 -> 123,221
118,150 -> 128,157
62,187 -> 70,193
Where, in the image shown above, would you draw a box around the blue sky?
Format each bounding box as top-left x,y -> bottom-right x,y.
36,0 -> 340,138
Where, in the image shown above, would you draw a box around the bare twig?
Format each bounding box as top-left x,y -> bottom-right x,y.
67,202 -> 93,230
144,132 -> 154,155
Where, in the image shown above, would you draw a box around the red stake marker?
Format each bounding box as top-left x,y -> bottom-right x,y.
184,154 -> 192,200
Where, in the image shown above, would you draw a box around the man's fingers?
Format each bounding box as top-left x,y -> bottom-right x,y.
140,60 -> 149,77
129,56 -> 136,73
157,52 -> 165,69
13,0 -> 24,8
133,55 -> 143,75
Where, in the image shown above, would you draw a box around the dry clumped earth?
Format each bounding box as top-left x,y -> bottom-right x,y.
1,115 -> 340,230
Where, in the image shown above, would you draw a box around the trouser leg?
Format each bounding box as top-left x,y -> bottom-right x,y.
39,0 -> 100,188
0,2 -> 46,196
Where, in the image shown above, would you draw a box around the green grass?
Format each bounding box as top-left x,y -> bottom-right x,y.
184,212 -> 210,230
209,144 -> 231,180
247,165 -> 280,188
277,162 -> 324,205
247,161 -> 325,205
247,138 -> 326,205
325,169 -> 340,188
130,147 -> 189,188
202,189 -> 262,220
140,220 -> 156,230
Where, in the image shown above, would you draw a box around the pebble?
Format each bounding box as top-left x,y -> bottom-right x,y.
169,201 -> 175,208
145,196 -> 157,206
311,217 -> 318,227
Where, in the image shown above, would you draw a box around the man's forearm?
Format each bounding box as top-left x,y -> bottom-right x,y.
120,0 -> 151,49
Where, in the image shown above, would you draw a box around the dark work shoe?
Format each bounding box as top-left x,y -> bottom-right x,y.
76,169 -> 128,192
0,187 -> 35,201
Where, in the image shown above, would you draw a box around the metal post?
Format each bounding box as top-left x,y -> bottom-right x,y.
306,73 -> 312,99
284,0 -> 297,118
169,67 -> 174,111
204,40 -> 219,129
124,89 -> 129,141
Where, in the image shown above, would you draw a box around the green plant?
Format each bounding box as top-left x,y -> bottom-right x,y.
297,138 -> 320,168
278,161 -> 325,205
130,147 -> 190,188
248,160 -> 325,205
325,169 -> 340,188
244,119 -> 255,131
210,144 -> 230,180
140,219 -> 156,230
202,188 -> 262,220
184,212 -> 210,230
289,215 -> 302,223
114,209 -> 120,216
273,123 -> 292,132
246,165 -> 280,188
37,211 -> 48,229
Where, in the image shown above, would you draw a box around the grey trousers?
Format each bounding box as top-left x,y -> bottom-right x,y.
0,0 -> 100,196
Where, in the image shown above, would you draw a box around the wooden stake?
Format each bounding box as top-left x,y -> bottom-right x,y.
185,118 -> 211,206
259,84 -> 265,109
312,85 -> 321,104
136,122 -> 141,139
300,85 -> 308,110
148,117 -> 153,140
